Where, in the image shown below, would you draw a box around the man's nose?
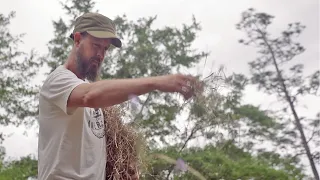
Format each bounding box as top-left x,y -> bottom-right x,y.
96,52 -> 104,62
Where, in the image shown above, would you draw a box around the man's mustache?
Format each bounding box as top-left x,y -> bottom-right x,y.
90,57 -> 101,66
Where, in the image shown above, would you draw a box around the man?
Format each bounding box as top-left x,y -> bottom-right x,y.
38,12 -> 199,180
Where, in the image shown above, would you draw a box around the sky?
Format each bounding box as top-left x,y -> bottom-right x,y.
1,0 -> 319,177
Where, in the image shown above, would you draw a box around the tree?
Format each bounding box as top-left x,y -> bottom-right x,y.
0,11 -> 42,143
0,11 -> 41,180
236,8 -> 320,179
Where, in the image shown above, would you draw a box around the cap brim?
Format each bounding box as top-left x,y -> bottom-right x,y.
87,31 -> 122,48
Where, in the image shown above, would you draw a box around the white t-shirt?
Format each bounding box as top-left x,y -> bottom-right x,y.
37,65 -> 106,180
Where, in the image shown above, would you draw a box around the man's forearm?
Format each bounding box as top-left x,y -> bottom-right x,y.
83,77 -> 158,108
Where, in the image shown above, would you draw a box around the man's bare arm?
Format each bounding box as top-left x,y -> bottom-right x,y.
67,76 -> 158,109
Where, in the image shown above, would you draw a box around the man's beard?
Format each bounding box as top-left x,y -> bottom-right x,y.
75,50 -> 102,82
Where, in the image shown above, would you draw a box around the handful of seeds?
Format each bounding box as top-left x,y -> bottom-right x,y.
103,104 -> 146,180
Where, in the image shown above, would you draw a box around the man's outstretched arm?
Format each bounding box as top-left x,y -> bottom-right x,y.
67,74 -> 195,109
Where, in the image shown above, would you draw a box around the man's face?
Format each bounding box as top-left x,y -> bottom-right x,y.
75,33 -> 111,82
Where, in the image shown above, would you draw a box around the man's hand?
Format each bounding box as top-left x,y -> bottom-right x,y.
154,74 -> 203,100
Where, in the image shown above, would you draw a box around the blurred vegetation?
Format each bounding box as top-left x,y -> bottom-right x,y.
0,0 -> 318,179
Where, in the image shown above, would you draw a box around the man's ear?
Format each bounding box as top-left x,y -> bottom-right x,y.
73,32 -> 82,46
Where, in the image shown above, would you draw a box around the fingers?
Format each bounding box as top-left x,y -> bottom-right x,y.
158,73 -> 202,100
176,74 -> 200,99
180,86 -> 193,99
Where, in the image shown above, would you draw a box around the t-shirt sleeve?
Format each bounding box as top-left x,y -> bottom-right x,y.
40,69 -> 87,115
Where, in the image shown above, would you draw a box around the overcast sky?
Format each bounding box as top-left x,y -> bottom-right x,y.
1,0 -> 319,176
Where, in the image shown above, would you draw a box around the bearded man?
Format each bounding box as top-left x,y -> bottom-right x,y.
37,12 -> 199,180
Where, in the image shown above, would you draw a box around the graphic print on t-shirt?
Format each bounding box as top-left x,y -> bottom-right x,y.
88,108 -> 105,138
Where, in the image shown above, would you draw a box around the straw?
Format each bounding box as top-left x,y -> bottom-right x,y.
103,104 -> 147,180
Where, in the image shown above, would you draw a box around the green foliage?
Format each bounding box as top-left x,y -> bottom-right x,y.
0,11 -> 41,179
144,142 -> 305,180
235,105 -> 274,128
105,15 -> 206,78
0,11 -> 42,142
0,155 -> 37,180
224,73 -> 248,109
0,145 -> 37,179
257,151 -> 304,178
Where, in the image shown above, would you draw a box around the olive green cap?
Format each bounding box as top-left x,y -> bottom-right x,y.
69,12 -> 122,48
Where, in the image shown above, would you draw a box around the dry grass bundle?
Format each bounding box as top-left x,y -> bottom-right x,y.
101,67 -> 227,180
103,104 -> 147,180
